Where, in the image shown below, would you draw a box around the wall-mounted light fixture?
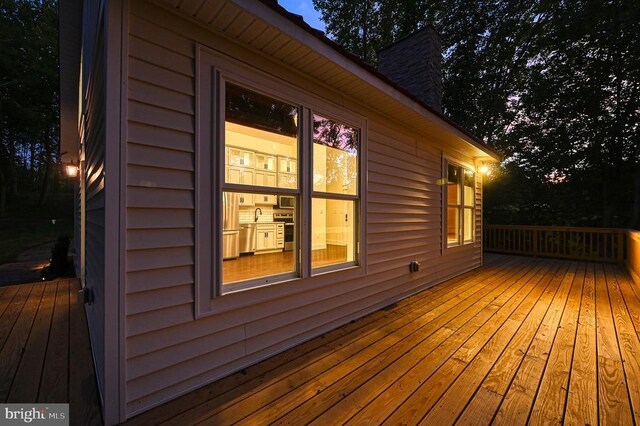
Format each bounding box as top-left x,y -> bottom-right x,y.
479,165 -> 489,175
65,161 -> 79,178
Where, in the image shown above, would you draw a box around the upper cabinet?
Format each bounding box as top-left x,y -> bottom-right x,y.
225,146 -> 300,192
228,147 -> 254,168
278,156 -> 297,174
255,153 -> 277,172
278,173 -> 297,189
227,166 -> 254,206
254,170 -> 277,205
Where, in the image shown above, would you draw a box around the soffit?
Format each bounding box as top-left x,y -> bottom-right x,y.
59,0 -> 83,163
152,0 -> 501,161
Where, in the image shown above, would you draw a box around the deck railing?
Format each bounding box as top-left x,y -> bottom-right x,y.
628,230 -> 640,283
484,225 -> 627,264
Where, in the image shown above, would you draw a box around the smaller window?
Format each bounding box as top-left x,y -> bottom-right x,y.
312,114 -> 360,272
446,163 -> 475,247
463,169 -> 475,243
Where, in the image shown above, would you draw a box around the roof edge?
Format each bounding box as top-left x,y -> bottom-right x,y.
58,0 -> 83,163
257,0 -> 501,161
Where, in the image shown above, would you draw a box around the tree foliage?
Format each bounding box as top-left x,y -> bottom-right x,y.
313,0 -> 640,228
0,0 -> 60,215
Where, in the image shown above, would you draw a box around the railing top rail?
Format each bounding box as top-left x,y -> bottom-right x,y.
485,225 -> 627,233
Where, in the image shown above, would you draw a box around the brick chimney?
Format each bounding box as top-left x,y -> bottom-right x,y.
377,26 -> 443,112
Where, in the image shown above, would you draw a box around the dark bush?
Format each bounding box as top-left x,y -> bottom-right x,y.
42,235 -> 74,280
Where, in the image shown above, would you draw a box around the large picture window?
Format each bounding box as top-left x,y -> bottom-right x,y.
218,80 -> 361,293
447,163 -> 475,247
222,83 -> 300,290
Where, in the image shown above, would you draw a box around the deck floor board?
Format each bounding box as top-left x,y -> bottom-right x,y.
7,280 -> 58,403
0,279 -> 101,425
38,279 -> 70,403
125,254 -> 640,425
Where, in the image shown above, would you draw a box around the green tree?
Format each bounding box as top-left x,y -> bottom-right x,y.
313,0 -> 640,228
0,0 -> 59,215
502,0 -> 640,227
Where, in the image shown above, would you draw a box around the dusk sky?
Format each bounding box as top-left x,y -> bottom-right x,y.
278,0 -> 326,31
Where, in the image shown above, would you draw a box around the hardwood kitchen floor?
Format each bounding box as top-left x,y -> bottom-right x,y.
223,245 -> 348,283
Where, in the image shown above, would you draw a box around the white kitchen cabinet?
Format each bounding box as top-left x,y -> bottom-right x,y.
228,147 -> 254,168
255,193 -> 277,205
238,193 -> 253,206
254,170 -> 277,205
254,170 -> 277,188
227,166 -> 240,184
278,172 -> 297,189
227,166 -> 254,206
255,153 -> 277,172
278,156 -> 297,174
276,223 -> 284,249
277,156 -> 297,189
256,224 -> 277,251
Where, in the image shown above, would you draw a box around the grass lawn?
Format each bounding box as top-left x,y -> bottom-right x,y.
0,191 -> 74,265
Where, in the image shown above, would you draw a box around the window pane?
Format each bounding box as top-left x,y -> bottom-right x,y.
464,208 -> 474,242
222,191 -> 296,284
464,169 -> 475,207
312,198 -> 357,269
447,207 -> 460,245
225,83 -> 298,189
447,164 -> 461,205
313,114 -> 359,195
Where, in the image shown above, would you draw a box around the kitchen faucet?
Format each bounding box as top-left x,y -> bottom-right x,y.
254,207 -> 262,222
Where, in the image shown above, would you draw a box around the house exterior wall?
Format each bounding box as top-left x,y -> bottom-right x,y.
121,1 -> 484,418
74,1 -> 125,423
79,6 -> 106,410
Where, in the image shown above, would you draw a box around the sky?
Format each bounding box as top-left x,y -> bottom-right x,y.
277,0 -> 326,32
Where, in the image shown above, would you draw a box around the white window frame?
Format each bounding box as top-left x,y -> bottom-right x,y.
218,79 -> 303,294
195,45 -> 367,315
445,160 -> 476,248
310,110 -> 361,275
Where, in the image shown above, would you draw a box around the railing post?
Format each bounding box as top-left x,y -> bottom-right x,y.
618,231 -> 625,264
533,230 -> 538,257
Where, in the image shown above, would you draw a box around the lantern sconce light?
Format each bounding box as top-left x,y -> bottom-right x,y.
65,161 -> 79,178
479,163 -> 490,176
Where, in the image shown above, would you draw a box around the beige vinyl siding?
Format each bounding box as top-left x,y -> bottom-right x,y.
80,0 -> 103,103
123,1 -> 483,416
82,22 -> 107,401
476,171 -> 484,264
73,182 -> 81,277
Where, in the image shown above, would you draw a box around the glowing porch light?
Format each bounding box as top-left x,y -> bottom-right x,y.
65,162 -> 79,178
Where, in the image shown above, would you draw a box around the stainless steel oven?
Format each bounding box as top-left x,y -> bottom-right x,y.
283,223 -> 294,251
278,195 -> 295,209
274,212 -> 294,251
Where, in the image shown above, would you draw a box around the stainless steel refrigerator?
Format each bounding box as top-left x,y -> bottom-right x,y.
223,192 -> 240,259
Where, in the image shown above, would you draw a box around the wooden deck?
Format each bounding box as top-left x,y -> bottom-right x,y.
0,278 -> 102,425
129,254 -> 640,425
